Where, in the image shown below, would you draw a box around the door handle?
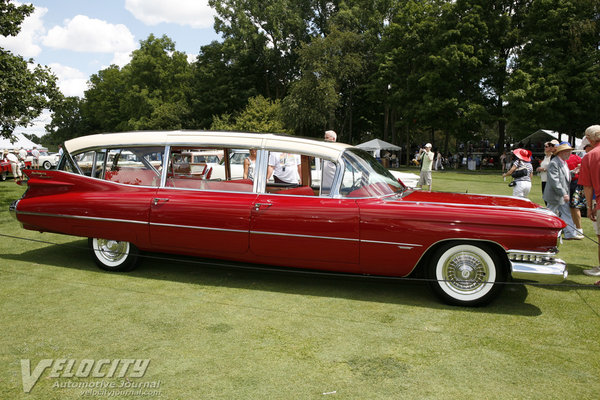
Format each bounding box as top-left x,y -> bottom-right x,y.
153,198 -> 170,206
253,202 -> 272,211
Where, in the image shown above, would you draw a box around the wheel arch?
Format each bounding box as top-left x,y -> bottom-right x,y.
411,238 -> 510,279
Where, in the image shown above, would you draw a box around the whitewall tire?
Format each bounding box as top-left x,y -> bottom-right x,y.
428,243 -> 505,306
89,238 -> 139,272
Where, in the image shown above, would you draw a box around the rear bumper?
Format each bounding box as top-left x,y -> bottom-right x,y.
9,199 -> 19,220
508,250 -> 568,284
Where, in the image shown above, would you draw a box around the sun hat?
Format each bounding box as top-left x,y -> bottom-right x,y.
424,143 -> 432,148
554,142 -> 573,154
512,148 -> 531,162
544,139 -> 559,147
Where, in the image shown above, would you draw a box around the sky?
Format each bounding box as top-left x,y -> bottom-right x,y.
0,0 -> 222,136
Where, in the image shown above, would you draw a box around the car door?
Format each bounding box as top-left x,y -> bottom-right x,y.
249,193 -> 360,272
149,187 -> 257,257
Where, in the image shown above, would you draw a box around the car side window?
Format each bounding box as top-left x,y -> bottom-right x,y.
102,147 -> 163,186
265,151 -> 321,196
312,157 -> 338,196
71,150 -> 100,176
164,147 -> 253,192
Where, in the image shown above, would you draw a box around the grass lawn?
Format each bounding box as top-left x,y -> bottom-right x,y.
1,170 -> 599,399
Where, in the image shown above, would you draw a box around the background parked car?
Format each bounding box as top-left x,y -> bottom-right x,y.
26,151 -> 60,170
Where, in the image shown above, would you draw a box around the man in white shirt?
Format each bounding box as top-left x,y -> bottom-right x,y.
417,143 -> 434,191
321,131 -> 337,193
31,146 -> 40,169
267,152 -> 301,184
5,150 -> 22,179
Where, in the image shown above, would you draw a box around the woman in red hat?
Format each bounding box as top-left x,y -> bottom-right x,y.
502,148 -> 533,198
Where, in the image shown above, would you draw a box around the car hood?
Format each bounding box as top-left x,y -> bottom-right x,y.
382,189 -> 565,230
402,190 -> 539,209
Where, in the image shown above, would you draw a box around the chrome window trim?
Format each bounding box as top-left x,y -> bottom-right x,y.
160,145 -> 170,188
254,148 -> 269,193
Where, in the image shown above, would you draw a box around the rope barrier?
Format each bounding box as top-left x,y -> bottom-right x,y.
1,232 -> 598,289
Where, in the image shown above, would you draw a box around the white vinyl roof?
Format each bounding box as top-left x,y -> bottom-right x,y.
64,131 -> 351,160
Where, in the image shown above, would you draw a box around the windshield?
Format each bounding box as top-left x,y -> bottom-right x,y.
339,149 -> 405,197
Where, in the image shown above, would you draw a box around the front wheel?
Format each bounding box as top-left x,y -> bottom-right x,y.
1,171 -> 6,181
428,243 -> 506,306
89,238 -> 139,272
43,161 -> 52,170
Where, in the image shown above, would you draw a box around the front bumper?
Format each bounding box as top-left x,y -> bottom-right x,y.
508,250 -> 568,283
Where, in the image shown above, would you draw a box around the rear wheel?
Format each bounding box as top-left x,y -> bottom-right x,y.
428,242 -> 505,306
89,238 -> 139,271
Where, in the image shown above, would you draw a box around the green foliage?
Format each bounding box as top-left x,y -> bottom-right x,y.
0,0 -> 32,36
0,0 -> 60,139
82,34 -> 193,134
43,96 -> 87,145
211,95 -> 290,133
508,0 -> 600,137
190,41 -> 258,129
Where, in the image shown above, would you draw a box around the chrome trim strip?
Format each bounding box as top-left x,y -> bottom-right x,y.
250,230 -> 359,242
254,148 -> 269,193
394,199 -> 553,214
506,249 -> 558,257
150,222 -> 247,234
361,239 -> 422,247
16,211 -> 148,225
160,145 -> 170,188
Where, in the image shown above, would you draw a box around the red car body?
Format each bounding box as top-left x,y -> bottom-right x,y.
0,160 -> 10,180
11,131 -> 567,306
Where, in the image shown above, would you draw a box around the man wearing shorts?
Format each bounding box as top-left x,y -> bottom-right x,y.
580,125 -> 600,277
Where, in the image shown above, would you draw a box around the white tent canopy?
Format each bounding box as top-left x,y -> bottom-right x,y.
519,129 -> 582,149
355,138 -> 402,151
0,132 -> 42,151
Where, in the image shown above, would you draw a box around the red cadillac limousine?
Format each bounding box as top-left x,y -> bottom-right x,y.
10,131 -> 567,306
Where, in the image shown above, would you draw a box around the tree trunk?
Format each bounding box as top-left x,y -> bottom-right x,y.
383,104 -> 389,143
497,118 -> 506,157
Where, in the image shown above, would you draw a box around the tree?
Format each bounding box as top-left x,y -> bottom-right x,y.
44,96 -> 88,144
282,1 -> 387,140
377,0 -> 446,155
209,0 -> 314,99
210,95 -> 289,133
120,34 -> 193,130
82,34 -> 193,133
507,0 -> 600,139
477,0 -> 528,153
189,41 -> 258,129
0,0 -> 60,138
82,65 -> 126,133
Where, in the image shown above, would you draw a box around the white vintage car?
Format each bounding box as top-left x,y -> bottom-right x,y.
389,170 -> 419,188
26,151 -> 61,170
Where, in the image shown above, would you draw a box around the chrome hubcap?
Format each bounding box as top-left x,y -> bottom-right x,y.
443,252 -> 488,291
96,239 -> 128,263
